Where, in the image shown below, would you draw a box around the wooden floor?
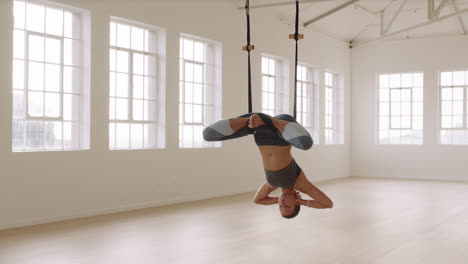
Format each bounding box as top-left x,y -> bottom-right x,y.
2,177 -> 468,264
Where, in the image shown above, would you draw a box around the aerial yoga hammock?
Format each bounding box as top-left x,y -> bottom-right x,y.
203,0 -> 333,219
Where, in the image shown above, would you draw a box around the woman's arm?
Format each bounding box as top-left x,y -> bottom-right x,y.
252,182 -> 278,205
294,174 -> 333,209
249,113 -> 313,150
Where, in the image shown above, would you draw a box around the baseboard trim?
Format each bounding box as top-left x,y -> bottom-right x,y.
1,175 -> 350,231
0,186 -> 259,231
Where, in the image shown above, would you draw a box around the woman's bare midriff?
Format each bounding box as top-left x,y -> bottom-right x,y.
258,145 -> 293,171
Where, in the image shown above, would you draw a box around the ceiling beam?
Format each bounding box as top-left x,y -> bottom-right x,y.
434,0 -> 450,18
384,0 -> 408,35
355,4 -> 378,15
367,6 -> 468,43
238,0 -> 330,10
303,0 -> 360,27
428,0 -> 435,19
451,0 -> 467,34
380,11 -> 384,36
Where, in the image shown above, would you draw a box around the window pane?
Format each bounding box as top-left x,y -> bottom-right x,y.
413,102 -> 423,116
25,121 -> 44,149
28,62 -> 44,91
185,104 -> 193,123
144,101 -> 156,121
442,116 -> 452,128
133,53 -> 144,75
64,39 -> 81,66
194,41 -> 204,62
401,102 -> 411,115
29,35 -> 44,61
262,58 -> 268,75
116,123 -> 130,148
144,77 -> 156,100
44,122 -> 62,150
193,105 -> 202,123
133,75 -> 144,99
442,101 -> 452,115
144,124 -> 156,148
453,71 -> 465,86
45,38 -> 61,64
13,60 -> 24,90
63,66 -> 81,94
110,22 -> 116,46
268,59 -> 275,75
46,7 -> 63,36
26,3 -> 45,33
144,55 -> 156,76
389,74 -> 400,88
28,91 -> 44,117
45,64 -> 60,92
453,88 -> 464,100
109,49 -> 116,72
116,73 -> 129,97
116,98 -> 128,120
193,84 -> 203,104
441,88 -> 452,100
183,39 -> 193,60
131,27 -> 144,51
133,99 -> 143,120
63,94 -> 80,121
401,74 -> 412,88
13,90 -> 24,119
116,23 -> 130,48
13,30 -> 25,59
109,98 -> 116,120
194,64 -> 202,83
453,116 -> 463,128
380,89 -> 389,102
64,12 -> 81,39
441,72 -> 452,86
44,93 -> 60,117
131,124 -> 144,148
116,50 -> 129,73
453,101 -> 463,115
185,82 -> 193,103
379,75 -> 389,88
14,1 -> 26,29
185,63 -> 194,82
413,73 -> 423,87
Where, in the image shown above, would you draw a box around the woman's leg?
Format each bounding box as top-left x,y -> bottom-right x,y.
203,114 -> 254,142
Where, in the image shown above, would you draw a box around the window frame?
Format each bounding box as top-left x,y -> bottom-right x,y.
376,72 -> 424,145
179,33 -> 221,149
296,63 -> 315,137
12,0 -> 90,152
261,54 -> 288,116
439,70 -> 468,145
109,17 -> 165,150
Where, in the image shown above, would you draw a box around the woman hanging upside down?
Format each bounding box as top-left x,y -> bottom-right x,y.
203,113 -> 333,219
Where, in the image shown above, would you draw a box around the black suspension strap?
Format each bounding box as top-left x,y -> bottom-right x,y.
243,0 -> 254,113
289,0 -> 303,119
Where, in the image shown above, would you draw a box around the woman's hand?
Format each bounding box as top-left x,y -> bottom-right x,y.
248,114 -> 265,128
295,191 -> 306,205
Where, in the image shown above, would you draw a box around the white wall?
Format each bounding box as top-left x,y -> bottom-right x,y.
0,0 -> 351,230
351,37 -> 468,181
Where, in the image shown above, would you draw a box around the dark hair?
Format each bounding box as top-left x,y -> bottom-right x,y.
282,204 -> 301,219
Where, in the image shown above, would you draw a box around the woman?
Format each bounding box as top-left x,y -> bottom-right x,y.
203,113 -> 333,218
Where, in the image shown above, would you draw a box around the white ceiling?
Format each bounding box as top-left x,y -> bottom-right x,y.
236,0 -> 468,46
